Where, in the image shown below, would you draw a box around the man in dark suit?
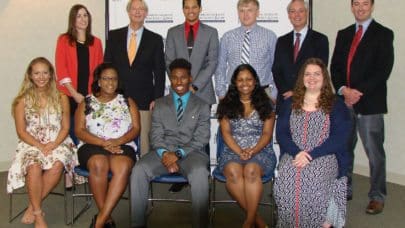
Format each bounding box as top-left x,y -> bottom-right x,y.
272,0 -> 328,110
104,0 -> 166,156
131,59 -> 210,228
165,0 -> 219,105
331,0 -> 394,214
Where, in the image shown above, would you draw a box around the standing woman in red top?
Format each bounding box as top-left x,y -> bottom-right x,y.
55,4 -> 103,144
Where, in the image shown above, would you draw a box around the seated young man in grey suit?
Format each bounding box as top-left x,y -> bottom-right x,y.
130,58 -> 210,228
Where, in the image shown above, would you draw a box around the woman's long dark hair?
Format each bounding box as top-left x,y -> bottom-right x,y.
65,4 -> 94,46
217,64 -> 273,121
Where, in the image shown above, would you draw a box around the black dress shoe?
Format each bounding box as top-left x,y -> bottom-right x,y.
168,183 -> 187,193
104,220 -> 116,228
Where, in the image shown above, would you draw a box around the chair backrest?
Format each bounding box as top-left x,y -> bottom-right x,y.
216,128 -> 225,160
134,136 -> 141,160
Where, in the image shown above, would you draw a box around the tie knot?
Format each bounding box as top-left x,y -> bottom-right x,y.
178,97 -> 182,103
357,24 -> 363,31
131,32 -> 136,37
296,33 -> 301,38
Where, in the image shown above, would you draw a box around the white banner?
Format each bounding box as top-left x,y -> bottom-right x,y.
108,0 -> 297,38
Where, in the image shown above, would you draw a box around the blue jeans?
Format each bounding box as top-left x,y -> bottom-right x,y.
347,109 -> 386,202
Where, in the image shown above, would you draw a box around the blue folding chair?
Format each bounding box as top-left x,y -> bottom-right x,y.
66,137 -> 140,226
148,173 -> 191,207
209,129 -> 277,226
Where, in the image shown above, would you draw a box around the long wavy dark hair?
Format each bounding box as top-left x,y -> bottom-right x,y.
292,58 -> 335,113
65,4 -> 94,46
217,64 -> 273,121
85,63 -> 128,115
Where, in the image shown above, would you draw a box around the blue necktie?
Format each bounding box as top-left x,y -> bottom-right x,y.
177,98 -> 184,122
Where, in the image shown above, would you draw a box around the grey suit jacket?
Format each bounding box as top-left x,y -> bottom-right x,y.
165,22 -> 219,104
150,92 -> 210,156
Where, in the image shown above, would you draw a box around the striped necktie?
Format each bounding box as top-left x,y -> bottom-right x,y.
241,30 -> 251,64
177,98 -> 184,122
293,33 -> 301,63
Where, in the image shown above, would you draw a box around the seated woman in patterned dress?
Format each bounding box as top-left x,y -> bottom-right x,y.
74,63 -> 140,228
7,57 -> 78,228
274,58 -> 351,228
216,64 -> 277,228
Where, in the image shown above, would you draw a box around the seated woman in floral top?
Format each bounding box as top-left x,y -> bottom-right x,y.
75,63 -> 140,228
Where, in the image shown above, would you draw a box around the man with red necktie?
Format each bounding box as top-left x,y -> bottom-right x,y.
331,0 -> 394,215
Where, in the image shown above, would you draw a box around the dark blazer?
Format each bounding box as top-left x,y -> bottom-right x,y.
165,22 -> 219,104
150,92 -> 210,157
272,29 -> 329,111
276,97 -> 352,178
331,20 -> 394,115
104,26 -> 166,110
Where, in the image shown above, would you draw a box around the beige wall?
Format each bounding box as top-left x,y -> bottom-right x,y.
313,0 -> 405,185
0,0 -> 404,185
0,0 -> 105,169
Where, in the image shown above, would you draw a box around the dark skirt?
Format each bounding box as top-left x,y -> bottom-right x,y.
78,144 -> 137,169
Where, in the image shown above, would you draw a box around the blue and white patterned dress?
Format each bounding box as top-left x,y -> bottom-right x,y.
274,109 -> 347,228
218,111 -> 276,175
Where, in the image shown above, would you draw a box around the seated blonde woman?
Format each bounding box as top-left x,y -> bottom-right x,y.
7,57 -> 78,228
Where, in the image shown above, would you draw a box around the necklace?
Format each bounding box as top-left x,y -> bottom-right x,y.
240,99 -> 252,104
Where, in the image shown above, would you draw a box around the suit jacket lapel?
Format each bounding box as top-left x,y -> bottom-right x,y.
165,93 -> 178,125
190,23 -> 205,61
286,31 -> 295,62
178,24 -> 188,59
296,29 -> 313,62
356,20 -> 375,53
118,27 -> 131,68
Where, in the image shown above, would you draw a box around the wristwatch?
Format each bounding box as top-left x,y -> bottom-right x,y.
191,84 -> 199,91
175,150 -> 183,159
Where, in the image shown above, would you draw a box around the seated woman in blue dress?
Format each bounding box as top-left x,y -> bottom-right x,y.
74,63 -> 140,228
216,64 -> 277,228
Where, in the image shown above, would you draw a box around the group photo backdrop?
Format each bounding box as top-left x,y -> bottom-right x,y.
106,0 -> 310,164
107,0 -> 312,39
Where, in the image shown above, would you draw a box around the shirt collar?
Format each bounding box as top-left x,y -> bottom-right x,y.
172,90 -> 191,103
128,26 -> 144,37
241,22 -> 258,33
185,20 -> 200,30
294,26 -> 308,37
357,18 -> 372,32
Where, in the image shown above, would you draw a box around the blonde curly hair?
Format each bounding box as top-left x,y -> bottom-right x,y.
12,57 -> 62,116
